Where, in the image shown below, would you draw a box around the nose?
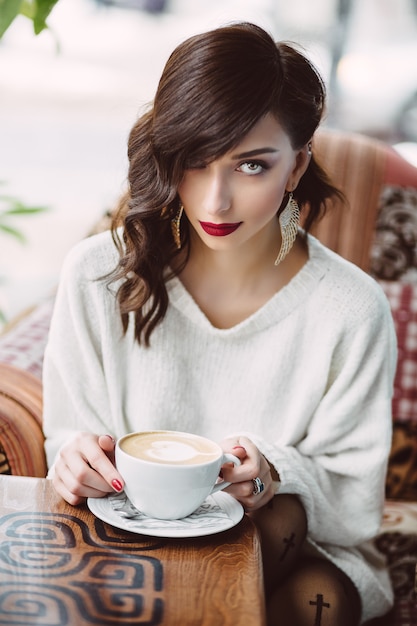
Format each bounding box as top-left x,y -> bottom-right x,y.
201,170 -> 231,216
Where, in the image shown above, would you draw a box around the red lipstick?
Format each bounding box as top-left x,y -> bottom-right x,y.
199,221 -> 242,237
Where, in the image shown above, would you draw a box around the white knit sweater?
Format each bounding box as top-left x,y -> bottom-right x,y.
43,229 -> 397,623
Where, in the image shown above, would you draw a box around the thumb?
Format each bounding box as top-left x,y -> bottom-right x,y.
231,444 -> 247,461
98,434 -> 124,492
220,437 -> 248,461
98,434 -> 116,459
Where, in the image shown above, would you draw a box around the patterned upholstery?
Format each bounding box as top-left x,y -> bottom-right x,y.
0,130 -> 417,624
371,187 -> 417,281
0,296 -> 54,379
369,501 -> 417,626
379,282 -> 417,502
312,130 -> 417,624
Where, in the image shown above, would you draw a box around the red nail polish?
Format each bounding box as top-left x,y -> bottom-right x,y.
112,479 -> 123,492
232,446 -> 246,451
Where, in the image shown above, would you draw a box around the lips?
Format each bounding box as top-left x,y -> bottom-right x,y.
199,221 -> 242,237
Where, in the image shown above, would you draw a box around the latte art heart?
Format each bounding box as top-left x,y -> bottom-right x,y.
147,440 -> 200,462
120,431 -> 220,466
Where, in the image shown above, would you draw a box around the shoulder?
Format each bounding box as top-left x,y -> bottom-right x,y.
51,230 -> 123,335
306,237 -> 397,375
307,235 -> 391,322
60,229 -> 119,284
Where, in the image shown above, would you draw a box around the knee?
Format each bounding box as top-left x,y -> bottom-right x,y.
303,572 -> 360,626
266,494 -> 308,544
249,494 -> 308,594
275,494 -> 308,536
267,559 -> 361,626
250,494 -> 308,551
252,492 -> 307,525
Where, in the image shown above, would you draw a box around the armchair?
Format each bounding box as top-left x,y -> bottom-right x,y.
0,363 -> 45,476
0,129 -> 417,625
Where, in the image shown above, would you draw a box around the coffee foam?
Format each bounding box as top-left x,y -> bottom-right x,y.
120,432 -> 219,465
147,440 -> 201,462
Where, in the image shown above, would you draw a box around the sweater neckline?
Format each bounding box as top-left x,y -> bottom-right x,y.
167,235 -> 328,335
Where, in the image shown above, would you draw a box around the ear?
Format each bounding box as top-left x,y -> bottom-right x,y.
286,141 -> 312,192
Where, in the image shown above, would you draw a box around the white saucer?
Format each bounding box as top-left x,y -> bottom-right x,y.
87,491 -> 244,538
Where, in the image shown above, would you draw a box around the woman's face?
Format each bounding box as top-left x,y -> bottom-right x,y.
177,112 -> 310,260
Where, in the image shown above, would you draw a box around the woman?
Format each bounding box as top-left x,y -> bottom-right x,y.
43,22 -> 396,625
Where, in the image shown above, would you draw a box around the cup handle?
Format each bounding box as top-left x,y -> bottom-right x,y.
210,453 -> 241,494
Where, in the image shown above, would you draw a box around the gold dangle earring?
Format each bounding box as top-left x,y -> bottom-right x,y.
171,204 -> 184,250
274,192 -> 300,266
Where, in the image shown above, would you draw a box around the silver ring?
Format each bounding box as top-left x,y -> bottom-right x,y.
252,477 -> 265,496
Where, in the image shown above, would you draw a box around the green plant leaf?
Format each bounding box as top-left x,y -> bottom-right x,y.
0,0 -> 23,38
19,0 -> 34,18
0,204 -> 49,215
0,0 -> 60,38
0,223 -> 26,242
33,0 -> 59,35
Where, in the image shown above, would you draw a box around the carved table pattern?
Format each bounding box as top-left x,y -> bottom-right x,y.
0,476 -> 265,626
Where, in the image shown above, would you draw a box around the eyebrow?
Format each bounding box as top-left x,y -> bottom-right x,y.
232,147 -> 279,159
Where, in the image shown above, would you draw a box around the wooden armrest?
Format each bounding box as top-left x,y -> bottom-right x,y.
0,363 -> 47,477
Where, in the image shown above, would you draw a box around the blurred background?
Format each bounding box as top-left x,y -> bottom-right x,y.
1,0 -> 417,328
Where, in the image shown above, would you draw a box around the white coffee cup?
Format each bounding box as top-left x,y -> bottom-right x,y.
115,430 -> 241,520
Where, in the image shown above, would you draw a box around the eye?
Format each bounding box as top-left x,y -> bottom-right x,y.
238,160 -> 268,175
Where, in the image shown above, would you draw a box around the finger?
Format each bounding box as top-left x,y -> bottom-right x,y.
84,449 -> 124,493
231,444 -> 247,458
244,467 -> 277,510
98,434 -> 116,463
227,478 -> 274,512
99,434 -> 116,452
66,436 -> 124,494
244,490 -> 273,512
54,455 -> 114,501
52,463 -> 102,506
53,470 -> 111,506
52,471 -> 84,506
220,437 -> 247,459
224,456 -> 275,511
58,445 -> 122,497
236,436 -> 262,457
222,441 -> 263,482
225,475 -> 267,500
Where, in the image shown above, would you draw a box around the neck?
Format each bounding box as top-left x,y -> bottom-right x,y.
175,230 -> 308,330
186,224 -> 281,285
178,227 -> 308,298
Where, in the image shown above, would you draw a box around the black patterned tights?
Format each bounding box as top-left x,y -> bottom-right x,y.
248,495 -> 361,626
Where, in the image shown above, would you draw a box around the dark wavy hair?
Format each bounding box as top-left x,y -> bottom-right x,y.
110,22 -> 343,345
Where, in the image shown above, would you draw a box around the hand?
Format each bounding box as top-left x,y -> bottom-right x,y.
51,431 -> 124,506
219,436 -> 275,512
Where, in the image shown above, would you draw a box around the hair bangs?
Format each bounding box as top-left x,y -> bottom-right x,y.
151,23 -> 282,171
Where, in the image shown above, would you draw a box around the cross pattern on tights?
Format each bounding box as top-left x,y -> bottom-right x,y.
279,532 -> 296,561
309,594 -> 331,626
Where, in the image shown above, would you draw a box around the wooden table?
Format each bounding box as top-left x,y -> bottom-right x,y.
0,476 -> 266,626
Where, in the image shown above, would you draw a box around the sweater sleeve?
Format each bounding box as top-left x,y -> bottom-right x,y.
42,235 -> 121,468
247,286 -> 397,547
